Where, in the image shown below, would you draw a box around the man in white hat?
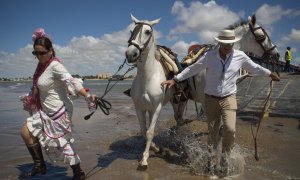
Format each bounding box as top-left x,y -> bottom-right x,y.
161,29 -> 280,155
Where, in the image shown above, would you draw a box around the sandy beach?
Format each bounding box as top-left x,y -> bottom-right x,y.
0,78 -> 299,180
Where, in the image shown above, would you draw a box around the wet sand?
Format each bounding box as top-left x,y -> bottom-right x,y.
1,97 -> 299,180
1,74 -> 300,180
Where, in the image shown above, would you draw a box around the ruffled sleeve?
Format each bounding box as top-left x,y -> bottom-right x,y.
52,61 -> 84,97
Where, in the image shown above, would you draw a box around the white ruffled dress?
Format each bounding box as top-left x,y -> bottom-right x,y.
26,61 -> 84,166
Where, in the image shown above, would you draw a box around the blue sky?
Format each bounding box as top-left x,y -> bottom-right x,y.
1,0 -> 299,78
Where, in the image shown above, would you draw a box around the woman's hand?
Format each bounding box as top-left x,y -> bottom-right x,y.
19,94 -> 37,112
79,88 -> 96,102
85,94 -> 97,102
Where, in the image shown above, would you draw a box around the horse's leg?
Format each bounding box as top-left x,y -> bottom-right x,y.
138,103 -> 162,171
171,101 -> 188,127
138,112 -> 160,153
135,109 -> 148,171
136,109 -> 147,138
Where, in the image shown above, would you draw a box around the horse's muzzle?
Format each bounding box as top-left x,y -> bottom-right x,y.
125,45 -> 140,63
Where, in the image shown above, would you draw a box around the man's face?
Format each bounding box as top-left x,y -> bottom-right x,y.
219,43 -> 234,55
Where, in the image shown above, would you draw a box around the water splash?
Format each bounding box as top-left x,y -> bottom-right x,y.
183,137 -> 245,177
158,127 -> 246,178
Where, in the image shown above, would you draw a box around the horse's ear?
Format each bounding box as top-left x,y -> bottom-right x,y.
149,18 -> 161,26
251,14 -> 256,25
131,14 -> 140,23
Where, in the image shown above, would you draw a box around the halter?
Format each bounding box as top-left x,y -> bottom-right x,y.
249,23 -> 277,59
127,22 -> 153,59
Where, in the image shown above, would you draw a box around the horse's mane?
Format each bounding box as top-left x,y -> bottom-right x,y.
226,14 -> 257,30
226,19 -> 249,30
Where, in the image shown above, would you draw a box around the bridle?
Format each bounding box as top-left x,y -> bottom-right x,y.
127,22 -> 153,60
249,23 -> 277,59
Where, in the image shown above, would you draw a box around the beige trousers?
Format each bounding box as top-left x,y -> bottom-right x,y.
204,94 -> 237,153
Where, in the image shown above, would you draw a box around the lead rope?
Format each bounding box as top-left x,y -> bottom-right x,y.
251,80 -> 273,161
84,59 -> 135,120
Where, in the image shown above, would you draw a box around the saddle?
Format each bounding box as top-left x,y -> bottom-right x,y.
155,45 -> 180,76
181,44 -> 213,66
155,45 -> 190,103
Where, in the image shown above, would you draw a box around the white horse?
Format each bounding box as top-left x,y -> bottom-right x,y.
125,15 -> 189,170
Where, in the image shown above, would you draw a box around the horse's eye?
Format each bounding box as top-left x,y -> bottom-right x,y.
130,30 -> 133,34
145,30 -> 152,35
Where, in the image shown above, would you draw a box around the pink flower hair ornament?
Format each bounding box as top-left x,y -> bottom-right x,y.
32,28 -> 52,42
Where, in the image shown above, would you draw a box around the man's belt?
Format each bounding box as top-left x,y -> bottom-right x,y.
205,93 -> 233,99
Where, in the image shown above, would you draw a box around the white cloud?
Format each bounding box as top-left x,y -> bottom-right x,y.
169,0 -> 240,43
277,29 -> 300,61
0,22 -> 165,78
171,40 -> 191,59
255,4 -> 284,25
255,4 -> 300,26
171,40 -> 202,60
281,29 -> 300,43
0,27 -> 132,78
0,45 -> 37,78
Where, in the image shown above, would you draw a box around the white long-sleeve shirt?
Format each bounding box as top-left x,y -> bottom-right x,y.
176,48 -> 271,97
38,61 -> 84,118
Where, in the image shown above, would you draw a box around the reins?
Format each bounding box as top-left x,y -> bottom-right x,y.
84,59 -> 135,120
251,80 -> 273,161
237,72 -> 278,161
247,22 -> 280,160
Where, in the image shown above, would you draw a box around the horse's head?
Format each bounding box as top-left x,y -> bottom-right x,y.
125,14 -> 160,64
238,14 -> 280,61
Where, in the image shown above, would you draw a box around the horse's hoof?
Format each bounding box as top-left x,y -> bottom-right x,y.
137,164 -> 147,171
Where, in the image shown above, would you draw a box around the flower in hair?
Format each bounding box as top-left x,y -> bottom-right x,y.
32,28 -> 51,42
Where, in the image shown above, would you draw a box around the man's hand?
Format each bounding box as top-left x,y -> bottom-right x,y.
270,72 -> 280,81
161,79 -> 176,89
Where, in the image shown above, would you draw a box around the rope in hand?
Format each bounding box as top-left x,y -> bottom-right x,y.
251,79 -> 273,161
250,57 -> 280,161
84,59 -> 135,120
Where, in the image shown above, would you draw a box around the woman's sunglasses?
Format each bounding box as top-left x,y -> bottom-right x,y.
32,51 -> 49,56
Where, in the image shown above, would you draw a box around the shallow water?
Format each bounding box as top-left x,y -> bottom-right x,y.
0,80 -> 299,180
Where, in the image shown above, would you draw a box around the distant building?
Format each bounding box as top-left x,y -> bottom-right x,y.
97,73 -> 111,79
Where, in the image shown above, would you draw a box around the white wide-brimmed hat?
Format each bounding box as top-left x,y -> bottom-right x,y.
214,29 -> 241,44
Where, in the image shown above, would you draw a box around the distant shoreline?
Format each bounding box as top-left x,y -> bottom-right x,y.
0,78 -> 134,82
